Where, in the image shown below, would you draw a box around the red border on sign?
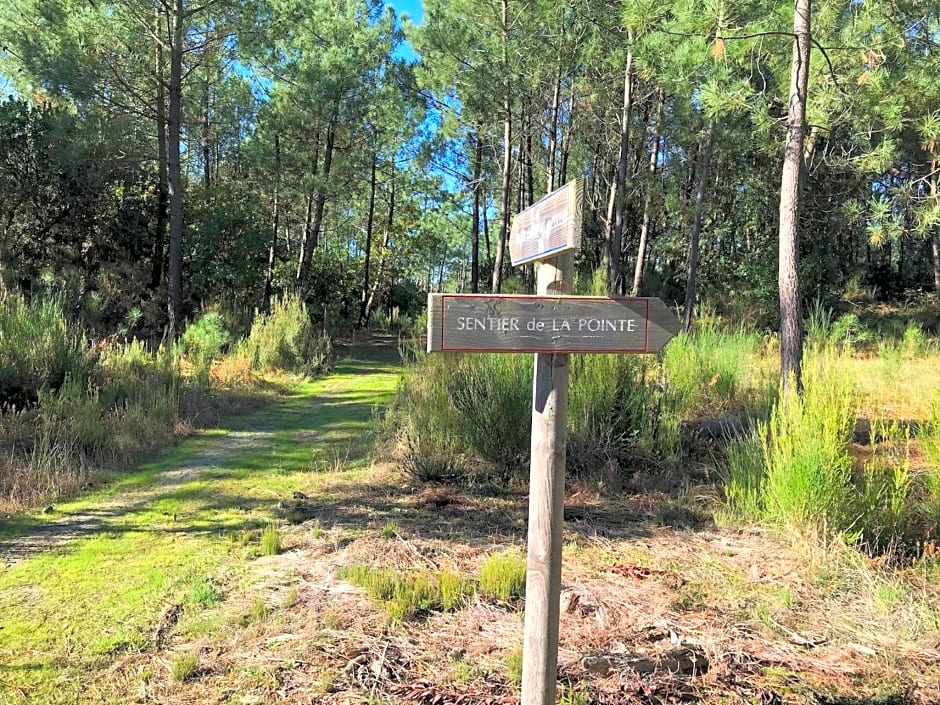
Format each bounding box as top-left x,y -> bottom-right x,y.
439,294 -> 653,354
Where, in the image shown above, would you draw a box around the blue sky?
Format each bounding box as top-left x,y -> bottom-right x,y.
389,0 -> 424,25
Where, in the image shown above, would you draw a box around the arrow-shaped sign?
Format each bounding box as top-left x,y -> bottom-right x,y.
427,294 -> 681,354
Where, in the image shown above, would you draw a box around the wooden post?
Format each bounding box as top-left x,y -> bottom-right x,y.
521,252 -> 572,705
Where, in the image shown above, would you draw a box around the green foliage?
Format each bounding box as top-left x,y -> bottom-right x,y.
505,646 -> 524,687
187,578 -> 224,610
720,431 -> 765,521
662,321 -> 763,416
181,312 -> 231,388
260,524 -> 283,556
244,294 -> 332,376
829,314 -> 872,353
760,361 -> 855,534
170,653 -> 199,683
336,564 -> 473,621
478,550 -> 526,604
0,292 -> 90,407
902,321 -> 931,358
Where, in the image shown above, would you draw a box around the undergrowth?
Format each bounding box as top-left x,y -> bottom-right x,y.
0,291 -> 333,510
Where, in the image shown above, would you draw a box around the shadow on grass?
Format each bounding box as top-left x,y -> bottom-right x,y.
0,358 -> 401,565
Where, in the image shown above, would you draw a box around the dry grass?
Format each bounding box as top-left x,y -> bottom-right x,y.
83,463 -> 940,705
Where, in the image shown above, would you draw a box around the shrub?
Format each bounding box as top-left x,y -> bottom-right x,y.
244,294 -> 331,375
391,351 -> 674,485
181,312 -> 231,388
902,321 -> 930,358
662,321 -> 763,417
478,550 -> 526,604
0,293 -> 90,407
760,359 -> 855,534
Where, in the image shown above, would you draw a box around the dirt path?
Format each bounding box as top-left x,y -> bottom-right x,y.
0,349 -> 400,568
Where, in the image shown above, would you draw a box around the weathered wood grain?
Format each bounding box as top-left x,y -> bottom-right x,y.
521,255 -> 572,705
426,294 -> 680,354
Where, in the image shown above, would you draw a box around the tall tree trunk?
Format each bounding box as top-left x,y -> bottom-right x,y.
603,47 -> 633,295
471,132 -> 482,293
365,182 -> 395,324
546,54 -> 562,193
297,117 -> 336,285
166,0 -> 185,337
151,17 -> 168,292
492,0 -> 511,294
682,118 -> 716,331
202,72 -> 211,192
931,161 -> 940,293
778,0 -> 811,394
931,232 -> 940,293
631,92 -> 663,297
264,132 -> 281,310
358,152 -> 378,327
559,80 -> 576,186
483,189 -> 491,263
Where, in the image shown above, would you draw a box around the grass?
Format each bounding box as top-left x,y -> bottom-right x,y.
336,564 -> 474,621
478,549 -> 527,604
0,355 -> 400,702
261,524 -> 283,555
170,653 -> 200,683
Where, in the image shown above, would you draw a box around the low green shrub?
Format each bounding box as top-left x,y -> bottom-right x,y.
662,321 -> 764,417
181,312 -> 231,388
391,350 -> 674,485
243,294 -> 331,375
760,358 -> 855,533
336,564 -> 473,621
0,293 -> 90,407
478,549 -> 526,604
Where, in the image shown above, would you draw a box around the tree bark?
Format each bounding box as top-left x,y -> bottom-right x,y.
151,20 -> 168,292
546,53 -> 562,193
358,152 -> 378,327
492,0 -> 511,294
364,181 -> 394,324
264,131 -> 281,310
166,0 -> 185,337
297,116 -> 335,285
778,0 -> 811,394
471,132 -> 482,293
932,162 -> 940,293
631,92 -> 663,297
682,118 -> 716,331
202,71 -> 211,192
603,47 -> 633,295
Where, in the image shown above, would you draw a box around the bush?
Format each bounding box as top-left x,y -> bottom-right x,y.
181,312 -> 231,388
391,350 -> 672,485
244,294 -> 332,375
0,293 -> 90,407
478,549 -> 526,604
662,321 -> 763,417
760,358 -> 855,534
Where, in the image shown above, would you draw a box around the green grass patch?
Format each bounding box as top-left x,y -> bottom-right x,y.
337,564 -> 474,621
478,549 -> 526,604
0,355 -> 401,701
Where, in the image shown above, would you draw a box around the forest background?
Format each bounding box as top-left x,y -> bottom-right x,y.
0,0 -> 937,342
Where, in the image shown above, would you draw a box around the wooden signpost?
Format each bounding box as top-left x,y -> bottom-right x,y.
426,180 -> 680,705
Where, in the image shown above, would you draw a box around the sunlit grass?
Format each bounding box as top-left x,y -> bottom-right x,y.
0,358 -> 401,702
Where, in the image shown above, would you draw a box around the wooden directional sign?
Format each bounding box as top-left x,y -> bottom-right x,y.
427,294 -> 680,354
509,180 -> 584,266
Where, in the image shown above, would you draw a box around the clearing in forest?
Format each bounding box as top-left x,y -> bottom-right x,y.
1,341 -> 938,705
